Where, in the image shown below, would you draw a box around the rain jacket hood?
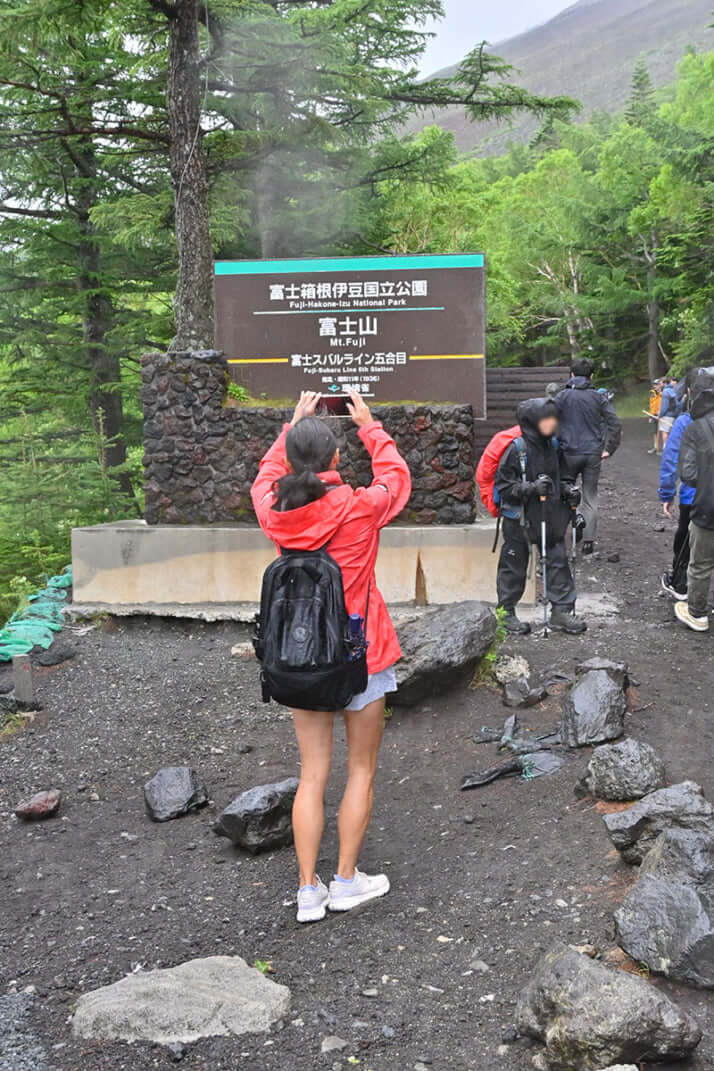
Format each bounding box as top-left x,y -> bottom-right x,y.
689,367 -> 714,420
517,397 -> 558,441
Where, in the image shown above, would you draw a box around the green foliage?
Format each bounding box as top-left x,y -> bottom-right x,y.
226,381 -> 249,404
369,50 -> 714,381
0,0 -> 572,594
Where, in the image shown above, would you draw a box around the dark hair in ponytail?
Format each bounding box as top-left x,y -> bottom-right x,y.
273,416 -> 338,512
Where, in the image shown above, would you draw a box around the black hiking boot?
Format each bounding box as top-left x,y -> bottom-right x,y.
549,606 -> 587,634
582,541 -> 595,556
501,609 -> 531,636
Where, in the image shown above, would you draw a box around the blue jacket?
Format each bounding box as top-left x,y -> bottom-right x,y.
659,412 -> 694,505
659,385 -> 681,420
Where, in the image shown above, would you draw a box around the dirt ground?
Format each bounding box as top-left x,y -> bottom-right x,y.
1,417 -> 713,1071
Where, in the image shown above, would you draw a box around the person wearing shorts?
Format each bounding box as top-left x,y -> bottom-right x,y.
251,390 -> 411,923
658,377 -> 680,448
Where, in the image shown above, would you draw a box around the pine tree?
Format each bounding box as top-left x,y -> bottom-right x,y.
0,0 -> 174,490
626,58 -> 657,129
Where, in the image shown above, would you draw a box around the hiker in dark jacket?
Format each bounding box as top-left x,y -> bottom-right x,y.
495,397 -> 586,636
675,367 -> 714,632
556,357 -> 622,555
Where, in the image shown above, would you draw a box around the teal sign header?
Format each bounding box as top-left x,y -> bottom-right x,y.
215,253 -> 485,276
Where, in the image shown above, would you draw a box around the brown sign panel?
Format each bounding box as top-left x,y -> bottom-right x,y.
215,253 -> 486,417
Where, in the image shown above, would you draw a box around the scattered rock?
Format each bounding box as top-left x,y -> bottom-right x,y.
470,959 -> 490,973
213,778 -> 299,853
230,642 -> 254,660
560,661 -> 628,748
600,1066 -> 638,1071
503,677 -> 548,709
361,988 -> 378,998
382,1026 -> 395,1039
575,657 -> 628,686
492,654 -> 530,685
0,992 -> 52,1071
515,942 -> 701,1070
36,642 -> 75,667
576,738 -> 666,801
394,603 -> 496,706
603,781 -> 714,864
14,789 -> 61,821
321,1036 -> 348,1054
167,1041 -> 186,1062
607,553 -> 621,563
72,955 -> 290,1043
615,827 -> 714,989
501,1025 -> 518,1043
0,692 -> 18,715
143,767 -> 208,823
640,825 -> 714,885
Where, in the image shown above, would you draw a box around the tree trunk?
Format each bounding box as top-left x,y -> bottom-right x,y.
644,231 -> 667,380
74,138 -> 133,498
166,0 -> 215,350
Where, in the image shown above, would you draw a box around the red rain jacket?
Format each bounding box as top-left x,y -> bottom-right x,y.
476,424 -> 521,517
251,421 -> 412,674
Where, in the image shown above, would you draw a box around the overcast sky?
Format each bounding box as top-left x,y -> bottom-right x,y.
420,0 -> 574,73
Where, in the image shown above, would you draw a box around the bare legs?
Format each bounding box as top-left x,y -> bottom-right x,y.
292,709 -> 334,889
291,697 -> 385,888
337,698 -> 385,879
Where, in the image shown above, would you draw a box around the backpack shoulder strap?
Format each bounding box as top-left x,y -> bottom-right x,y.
513,437 -> 528,482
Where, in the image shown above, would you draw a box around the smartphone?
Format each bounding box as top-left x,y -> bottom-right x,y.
317,394 -> 351,417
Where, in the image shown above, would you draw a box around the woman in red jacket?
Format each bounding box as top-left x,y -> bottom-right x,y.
251,389 -> 411,923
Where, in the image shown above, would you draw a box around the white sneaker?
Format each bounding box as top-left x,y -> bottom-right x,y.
675,601 -> 710,632
296,877 -> 329,923
328,868 -> 390,912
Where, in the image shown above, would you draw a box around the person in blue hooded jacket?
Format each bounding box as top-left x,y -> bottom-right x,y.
659,408 -> 694,599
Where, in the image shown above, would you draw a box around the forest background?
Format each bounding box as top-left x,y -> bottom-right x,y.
0,0 -> 712,616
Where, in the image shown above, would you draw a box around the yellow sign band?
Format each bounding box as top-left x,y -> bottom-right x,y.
409,354 -> 485,361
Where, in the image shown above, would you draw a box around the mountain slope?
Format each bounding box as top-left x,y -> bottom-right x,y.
416,0 -> 713,154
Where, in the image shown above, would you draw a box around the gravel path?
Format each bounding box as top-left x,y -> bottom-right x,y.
0,418 -> 712,1071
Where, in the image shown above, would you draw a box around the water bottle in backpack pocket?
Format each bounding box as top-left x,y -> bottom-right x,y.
253,545 -> 370,711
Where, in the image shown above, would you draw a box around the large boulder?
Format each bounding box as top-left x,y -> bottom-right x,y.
615,828 -> 714,989
213,778 -> 298,853
143,767 -> 208,823
515,942 -> 701,1071
72,955 -> 290,1043
394,602 -> 496,706
560,661 -> 627,748
603,781 -> 714,865
577,738 -> 666,801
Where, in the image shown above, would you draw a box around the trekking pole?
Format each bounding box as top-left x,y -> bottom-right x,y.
540,494 -> 549,638
571,509 -> 578,588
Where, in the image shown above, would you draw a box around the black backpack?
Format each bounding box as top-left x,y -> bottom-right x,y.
253,546 -> 369,711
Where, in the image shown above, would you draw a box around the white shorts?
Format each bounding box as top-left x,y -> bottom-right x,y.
345,665 -> 397,712
659,416 -> 674,433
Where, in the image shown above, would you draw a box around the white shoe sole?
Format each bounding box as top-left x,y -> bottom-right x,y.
328,876 -> 390,912
296,901 -> 327,923
661,576 -> 687,601
674,603 -> 709,632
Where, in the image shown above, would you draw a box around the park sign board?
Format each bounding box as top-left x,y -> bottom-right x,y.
214,253 -> 486,417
